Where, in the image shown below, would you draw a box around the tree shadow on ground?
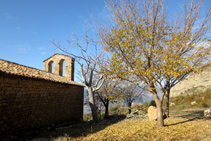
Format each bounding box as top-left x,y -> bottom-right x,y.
4,114 -> 126,141
165,110 -> 210,127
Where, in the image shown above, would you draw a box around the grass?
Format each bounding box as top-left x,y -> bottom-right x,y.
52,109 -> 211,141
50,91 -> 211,141
7,90 -> 211,141
24,108 -> 210,141
83,119 -> 210,141
170,88 -> 211,110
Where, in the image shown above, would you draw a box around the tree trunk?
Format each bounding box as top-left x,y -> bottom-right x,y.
153,93 -> 164,127
127,102 -> 132,114
87,87 -> 98,122
164,89 -> 170,118
104,99 -> 109,119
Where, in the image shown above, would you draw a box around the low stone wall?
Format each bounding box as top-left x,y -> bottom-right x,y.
0,72 -> 84,136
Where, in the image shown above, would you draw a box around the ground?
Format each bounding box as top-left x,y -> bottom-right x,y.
17,108 -> 210,141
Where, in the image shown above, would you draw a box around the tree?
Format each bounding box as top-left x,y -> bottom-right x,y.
96,76 -> 120,118
149,100 -> 156,107
98,0 -> 211,126
51,30 -> 105,122
119,81 -> 144,114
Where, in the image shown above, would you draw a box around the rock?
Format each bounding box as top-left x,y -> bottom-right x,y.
126,114 -> 134,118
126,110 -> 138,118
131,110 -> 139,114
191,101 -> 197,105
148,106 -> 157,121
126,110 -> 148,119
170,102 -> 175,106
204,109 -> 211,118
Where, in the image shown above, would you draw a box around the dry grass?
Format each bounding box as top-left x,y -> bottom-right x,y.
82,118 -> 210,141
51,109 -> 211,141
170,88 -> 211,110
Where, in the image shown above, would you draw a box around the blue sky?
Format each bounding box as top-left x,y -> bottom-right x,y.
0,0 -> 106,79
0,0 -> 211,82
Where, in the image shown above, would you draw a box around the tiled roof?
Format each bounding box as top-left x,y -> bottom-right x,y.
0,59 -> 84,87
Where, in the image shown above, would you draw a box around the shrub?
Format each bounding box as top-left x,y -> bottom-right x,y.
141,102 -> 149,109
170,88 -> 211,110
109,104 -> 120,113
108,104 -> 128,115
132,104 -> 142,110
83,113 -> 92,122
149,100 -> 156,107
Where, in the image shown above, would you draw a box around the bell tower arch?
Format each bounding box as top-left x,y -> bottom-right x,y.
43,54 -> 75,81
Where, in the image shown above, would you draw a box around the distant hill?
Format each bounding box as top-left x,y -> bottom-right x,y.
170,67 -> 211,97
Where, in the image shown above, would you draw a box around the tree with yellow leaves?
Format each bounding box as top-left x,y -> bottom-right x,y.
98,0 -> 211,126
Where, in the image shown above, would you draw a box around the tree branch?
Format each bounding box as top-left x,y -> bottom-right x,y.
80,63 -> 88,86
93,76 -> 105,92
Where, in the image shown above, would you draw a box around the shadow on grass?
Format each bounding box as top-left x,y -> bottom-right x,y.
6,114 -> 126,141
166,110 -> 210,127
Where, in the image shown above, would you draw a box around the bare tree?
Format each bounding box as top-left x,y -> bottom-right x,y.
96,76 -> 120,118
118,81 -> 144,114
51,30 -> 105,122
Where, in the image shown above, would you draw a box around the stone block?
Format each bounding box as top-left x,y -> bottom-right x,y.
148,106 -> 157,121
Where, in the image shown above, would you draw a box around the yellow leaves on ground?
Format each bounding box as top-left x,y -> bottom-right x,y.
69,117 -> 211,141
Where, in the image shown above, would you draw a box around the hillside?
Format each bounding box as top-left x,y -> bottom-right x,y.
170,67 -> 211,97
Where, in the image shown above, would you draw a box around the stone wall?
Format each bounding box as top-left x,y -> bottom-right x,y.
43,54 -> 75,80
0,72 -> 84,135
0,58 -> 84,136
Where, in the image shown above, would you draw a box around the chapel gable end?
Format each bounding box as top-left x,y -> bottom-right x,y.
43,54 -> 75,81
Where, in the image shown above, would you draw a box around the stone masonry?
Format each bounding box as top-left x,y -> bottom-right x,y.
0,54 -> 84,136
148,106 -> 157,121
43,54 -> 75,80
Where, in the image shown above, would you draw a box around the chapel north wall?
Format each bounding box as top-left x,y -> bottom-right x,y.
0,72 -> 83,135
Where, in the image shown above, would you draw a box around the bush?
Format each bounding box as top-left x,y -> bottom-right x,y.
83,111 -> 105,122
132,102 -> 149,114
108,104 -> 129,115
149,100 -> 156,107
83,113 -> 92,122
170,88 -> 211,110
141,102 -> 149,109
98,112 -> 105,120
109,104 -> 121,114
132,104 -> 142,110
